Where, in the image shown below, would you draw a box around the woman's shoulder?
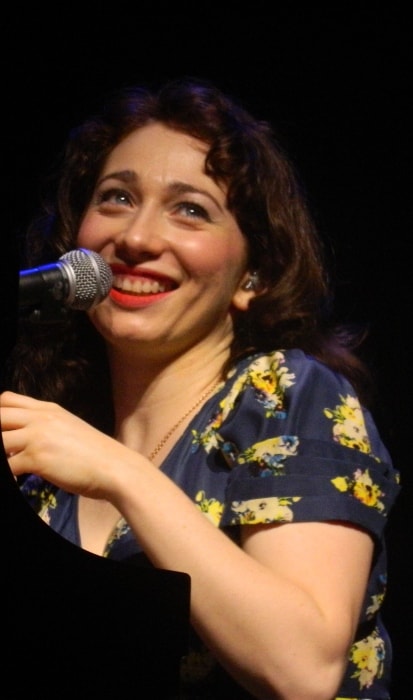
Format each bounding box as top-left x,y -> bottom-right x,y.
220,349 -> 360,434
230,349 -> 355,393
223,349 -> 394,463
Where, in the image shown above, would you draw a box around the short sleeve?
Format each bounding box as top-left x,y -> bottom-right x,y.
198,350 -> 400,536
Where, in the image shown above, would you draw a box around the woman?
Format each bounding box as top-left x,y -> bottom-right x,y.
1,77 -> 400,699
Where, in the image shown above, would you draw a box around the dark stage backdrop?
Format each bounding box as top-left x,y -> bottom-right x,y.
3,6 -> 410,698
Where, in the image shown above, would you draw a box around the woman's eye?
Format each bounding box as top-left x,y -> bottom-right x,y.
97,188 -> 133,206
176,201 -> 211,221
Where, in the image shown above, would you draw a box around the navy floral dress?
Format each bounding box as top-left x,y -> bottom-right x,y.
21,349 -> 400,699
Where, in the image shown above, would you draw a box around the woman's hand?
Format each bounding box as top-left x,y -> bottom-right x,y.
0,390 -> 121,499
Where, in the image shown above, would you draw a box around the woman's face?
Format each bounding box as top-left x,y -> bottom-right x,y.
77,122 -> 256,357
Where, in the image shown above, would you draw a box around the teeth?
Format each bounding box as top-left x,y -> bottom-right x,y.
113,275 -> 168,295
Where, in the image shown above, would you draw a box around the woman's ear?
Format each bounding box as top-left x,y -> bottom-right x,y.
232,271 -> 262,311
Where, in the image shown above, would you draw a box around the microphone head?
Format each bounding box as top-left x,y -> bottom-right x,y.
59,248 -> 113,310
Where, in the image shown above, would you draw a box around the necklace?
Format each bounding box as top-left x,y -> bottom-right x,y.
148,380 -> 220,462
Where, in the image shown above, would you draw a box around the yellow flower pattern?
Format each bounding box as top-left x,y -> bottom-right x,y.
230,496 -> 301,524
23,484 -> 58,526
237,435 -> 298,474
103,517 -> 130,557
331,468 -> 385,513
349,629 -> 385,690
324,394 -> 372,453
192,351 -> 295,455
195,491 -> 224,526
325,395 -> 386,513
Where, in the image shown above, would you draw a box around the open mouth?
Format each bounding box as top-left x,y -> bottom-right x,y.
112,274 -> 173,296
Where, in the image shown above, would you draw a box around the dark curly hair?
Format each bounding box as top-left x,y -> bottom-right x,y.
6,76 -> 372,432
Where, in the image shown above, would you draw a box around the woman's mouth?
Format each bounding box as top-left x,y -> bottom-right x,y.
112,274 -> 170,295
109,270 -> 177,308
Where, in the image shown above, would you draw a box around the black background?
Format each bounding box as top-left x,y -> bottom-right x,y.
2,5 -> 411,697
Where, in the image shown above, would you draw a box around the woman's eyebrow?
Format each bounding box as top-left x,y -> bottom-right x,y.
97,169 -> 136,186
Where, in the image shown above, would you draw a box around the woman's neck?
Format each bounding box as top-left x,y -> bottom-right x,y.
107,340 -> 230,457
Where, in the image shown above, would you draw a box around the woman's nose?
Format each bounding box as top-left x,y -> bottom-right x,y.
115,209 -> 165,256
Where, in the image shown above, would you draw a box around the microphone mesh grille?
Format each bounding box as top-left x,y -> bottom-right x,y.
59,249 -> 113,310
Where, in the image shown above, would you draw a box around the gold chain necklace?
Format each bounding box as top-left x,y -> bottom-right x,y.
148,380 -> 220,462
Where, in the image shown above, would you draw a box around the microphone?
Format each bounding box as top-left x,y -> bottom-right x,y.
19,248 -> 113,316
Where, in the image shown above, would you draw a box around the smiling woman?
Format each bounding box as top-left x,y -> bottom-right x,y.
77,122 -> 251,354
0,77 -> 400,700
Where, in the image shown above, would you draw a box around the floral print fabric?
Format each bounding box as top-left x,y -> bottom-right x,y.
21,349 -> 400,699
